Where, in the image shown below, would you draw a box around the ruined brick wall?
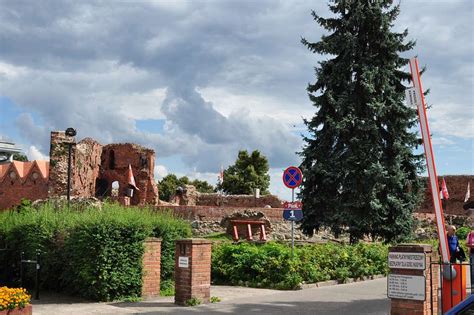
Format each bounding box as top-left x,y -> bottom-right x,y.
47,132 -> 159,205
195,193 -> 282,208
0,161 -> 49,209
48,131 -> 76,197
72,138 -> 102,197
415,175 -> 473,215
155,205 -> 322,241
0,131 -> 162,210
156,205 -> 286,222
98,143 -> 158,206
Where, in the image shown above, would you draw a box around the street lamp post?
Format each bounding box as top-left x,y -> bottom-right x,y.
65,128 -> 77,207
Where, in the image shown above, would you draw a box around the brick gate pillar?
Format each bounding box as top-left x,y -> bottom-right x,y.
389,244 -> 438,315
174,239 -> 212,305
142,238 -> 161,298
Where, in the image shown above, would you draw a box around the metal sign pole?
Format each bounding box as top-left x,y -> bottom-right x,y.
282,166 -> 302,258
291,188 -> 294,257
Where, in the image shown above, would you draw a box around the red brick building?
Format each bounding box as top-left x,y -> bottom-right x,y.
0,160 -> 49,209
0,131 -> 471,215
0,131 -> 159,210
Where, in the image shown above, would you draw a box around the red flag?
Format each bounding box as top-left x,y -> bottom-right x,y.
127,164 -> 139,190
441,178 -> 449,200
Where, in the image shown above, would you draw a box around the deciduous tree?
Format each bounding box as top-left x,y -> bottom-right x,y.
217,150 -> 270,195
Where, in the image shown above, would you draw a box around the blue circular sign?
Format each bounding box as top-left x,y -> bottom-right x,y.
283,166 -> 302,189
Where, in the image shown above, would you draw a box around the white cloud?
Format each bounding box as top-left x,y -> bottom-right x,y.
27,145 -> 48,161
154,164 -> 168,180
429,102 -> 474,139
431,137 -> 455,147
199,86 -> 313,125
107,88 -> 167,121
0,62 -> 28,78
0,0 -> 471,179
181,170 -> 220,187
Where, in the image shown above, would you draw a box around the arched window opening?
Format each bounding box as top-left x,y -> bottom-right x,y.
109,150 -> 115,169
95,178 -> 109,198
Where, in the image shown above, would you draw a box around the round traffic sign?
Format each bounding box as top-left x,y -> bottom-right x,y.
282,166 -> 303,189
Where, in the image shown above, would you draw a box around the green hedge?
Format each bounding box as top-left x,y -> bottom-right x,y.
456,227 -> 470,241
211,242 -> 388,290
0,202 -> 191,301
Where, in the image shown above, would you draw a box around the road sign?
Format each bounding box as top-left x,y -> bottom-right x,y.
283,201 -> 303,221
283,166 -> 303,189
283,209 -> 303,221
387,274 -> 426,301
388,252 -> 425,270
283,201 -> 302,209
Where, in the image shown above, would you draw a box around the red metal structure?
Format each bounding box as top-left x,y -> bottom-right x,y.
408,57 -> 466,312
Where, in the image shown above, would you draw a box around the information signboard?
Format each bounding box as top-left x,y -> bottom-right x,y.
388,274 -> 426,301
283,201 -> 303,221
178,256 -> 189,268
388,252 -> 425,270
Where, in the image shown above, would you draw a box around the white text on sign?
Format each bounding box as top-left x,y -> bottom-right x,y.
388,252 -> 425,270
178,256 -> 189,268
283,201 -> 302,209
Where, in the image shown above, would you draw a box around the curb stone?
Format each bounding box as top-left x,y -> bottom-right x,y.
299,274 -> 385,290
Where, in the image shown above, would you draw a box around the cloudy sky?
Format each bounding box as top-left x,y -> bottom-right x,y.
0,0 -> 472,200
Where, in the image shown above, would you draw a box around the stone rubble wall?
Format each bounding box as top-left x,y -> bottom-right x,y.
155,205 -> 327,241
196,193 -> 282,208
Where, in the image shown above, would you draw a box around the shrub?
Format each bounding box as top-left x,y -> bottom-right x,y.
0,202 -> 191,301
61,219 -> 150,300
160,279 -> 175,296
212,242 -> 388,290
185,297 -> 201,306
456,227 -> 470,241
212,242 -> 302,289
210,296 -> 221,303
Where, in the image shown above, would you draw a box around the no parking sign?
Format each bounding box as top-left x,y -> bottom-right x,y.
282,166 -> 303,256
282,166 -> 303,189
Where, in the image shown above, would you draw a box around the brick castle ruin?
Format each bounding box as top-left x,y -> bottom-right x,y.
0,131 -> 159,209
0,130 -> 472,240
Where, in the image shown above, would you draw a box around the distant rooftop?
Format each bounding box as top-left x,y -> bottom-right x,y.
0,141 -> 23,163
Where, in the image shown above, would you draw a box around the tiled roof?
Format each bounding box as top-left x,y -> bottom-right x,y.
0,164 -> 9,179
11,161 -> 34,178
0,160 -> 49,183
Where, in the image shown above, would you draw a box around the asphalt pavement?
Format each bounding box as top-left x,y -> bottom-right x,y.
32,278 -> 390,315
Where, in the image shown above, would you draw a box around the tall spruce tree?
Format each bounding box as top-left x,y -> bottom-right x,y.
300,0 -> 423,243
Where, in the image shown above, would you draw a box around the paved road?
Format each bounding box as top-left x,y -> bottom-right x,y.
33,278 -> 389,315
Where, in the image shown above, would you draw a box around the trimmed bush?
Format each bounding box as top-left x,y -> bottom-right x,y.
456,227 -> 470,241
0,202 -> 191,301
212,242 -> 388,289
